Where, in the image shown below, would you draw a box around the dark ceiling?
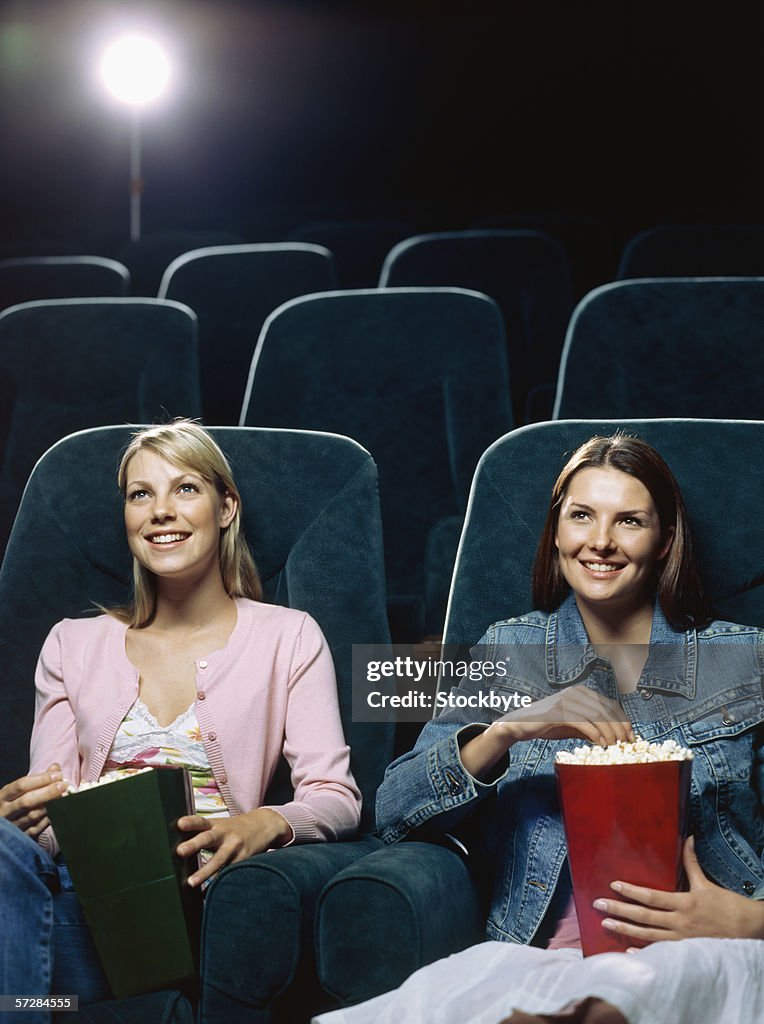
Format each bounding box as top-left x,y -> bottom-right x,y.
2,0 -> 762,247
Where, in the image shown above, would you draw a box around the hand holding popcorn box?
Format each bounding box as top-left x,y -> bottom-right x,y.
46,766 -> 201,998
554,738 -> 692,956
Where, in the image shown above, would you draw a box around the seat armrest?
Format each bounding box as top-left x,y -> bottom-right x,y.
317,841 -> 485,1006
70,990 -> 194,1024
199,836 -> 383,1024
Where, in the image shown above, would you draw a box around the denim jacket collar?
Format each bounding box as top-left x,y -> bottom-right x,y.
545,591 -> 697,698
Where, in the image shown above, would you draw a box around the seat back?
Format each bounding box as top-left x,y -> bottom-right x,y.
0,256 -> 130,309
158,243 -> 338,425
618,224 -> 764,279
0,298 -> 201,554
117,230 -> 244,297
241,288 -> 514,639
287,220 -> 416,288
553,279 -> 764,420
379,230 -> 573,423
445,419 -> 764,646
0,426 -> 392,830
471,213 -> 615,300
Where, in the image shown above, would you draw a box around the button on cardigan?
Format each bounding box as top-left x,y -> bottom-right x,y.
30,597 -> 361,855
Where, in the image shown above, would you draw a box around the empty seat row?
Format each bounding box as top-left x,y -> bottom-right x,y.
5,219 -> 764,302
2,274 -> 763,629
1,233 -> 572,425
6,225 -> 763,432
0,291 -> 513,645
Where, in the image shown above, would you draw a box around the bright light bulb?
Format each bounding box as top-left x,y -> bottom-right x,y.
100,34 -> 170,106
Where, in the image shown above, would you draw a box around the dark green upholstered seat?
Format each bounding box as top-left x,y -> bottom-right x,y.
618,224 -> 764,279
471,213 -> 615,301
286,220 -> 416,289
379,230 -> 573,425
158,243 -> 338,426
0,256 -> 130,309
0,298 -> 201,557
240,287 -> 514,641
0,425 -> 393,1023
553,279 -> 764,421
317,418 -> 764,1008
63,990 -> 194,1024
117,231 -> 244,298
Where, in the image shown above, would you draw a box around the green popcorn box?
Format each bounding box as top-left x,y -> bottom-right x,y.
47,766 -> 202,999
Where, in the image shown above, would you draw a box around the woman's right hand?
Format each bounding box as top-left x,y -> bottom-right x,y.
460,685 -> 634,780
0,764 -> 68,837
496,684 -> 635,747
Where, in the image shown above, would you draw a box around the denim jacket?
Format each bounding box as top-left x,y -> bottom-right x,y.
375,594 -> 764,945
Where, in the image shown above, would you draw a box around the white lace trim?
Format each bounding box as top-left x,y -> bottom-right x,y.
105,697 -> 228,817
109,697 -> 209,767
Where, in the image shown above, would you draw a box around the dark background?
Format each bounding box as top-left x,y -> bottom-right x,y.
1,0 -> 762,252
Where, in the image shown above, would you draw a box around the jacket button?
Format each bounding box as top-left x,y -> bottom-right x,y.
638,688 -> 653,700
208,732 -> 217,742
743,881 -> 756,895
219,774 -> 228,785
449,780 -> 462,795
197,691 -> 206,700
198,660 -> 208,670
722,712 -> 736,726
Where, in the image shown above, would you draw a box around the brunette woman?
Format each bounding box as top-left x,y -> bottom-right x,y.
318,434 -> 764,1024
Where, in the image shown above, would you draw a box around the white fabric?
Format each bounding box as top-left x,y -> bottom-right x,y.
109,697 -> 206,769
314,939 -> 764,1024
107,697 -> 230,818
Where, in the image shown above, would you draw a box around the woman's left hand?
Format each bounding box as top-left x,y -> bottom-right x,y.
176,808 -> 293,888
593,836 -> 764,943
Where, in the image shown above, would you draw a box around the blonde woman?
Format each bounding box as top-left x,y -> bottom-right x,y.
0,419 -> 360,1014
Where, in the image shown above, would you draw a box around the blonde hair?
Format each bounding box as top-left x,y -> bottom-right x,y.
112,419 -> 262,627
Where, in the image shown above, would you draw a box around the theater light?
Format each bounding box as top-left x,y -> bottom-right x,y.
100,34 -> 170,107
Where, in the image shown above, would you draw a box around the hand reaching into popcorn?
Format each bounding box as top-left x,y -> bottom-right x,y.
460,684 -> 635,781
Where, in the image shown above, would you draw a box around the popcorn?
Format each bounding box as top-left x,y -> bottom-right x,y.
555,736 -> 692,765
63,766 -> 153,795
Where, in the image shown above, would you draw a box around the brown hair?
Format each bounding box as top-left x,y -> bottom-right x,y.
111,419 -> 262,627
531,434 -> 711,628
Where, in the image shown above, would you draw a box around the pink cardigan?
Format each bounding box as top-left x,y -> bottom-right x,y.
30,598 -> 361,854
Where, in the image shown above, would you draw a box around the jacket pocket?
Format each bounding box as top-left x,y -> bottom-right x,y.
679,690 -> 763,847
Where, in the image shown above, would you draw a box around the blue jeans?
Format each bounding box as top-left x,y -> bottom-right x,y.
0,817 -> 111,1024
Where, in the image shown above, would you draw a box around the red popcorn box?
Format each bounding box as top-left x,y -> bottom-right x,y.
555,757 -> 691,956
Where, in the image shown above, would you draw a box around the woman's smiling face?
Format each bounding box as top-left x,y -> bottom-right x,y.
555,466 -> 674,619
123,449 -> 236,587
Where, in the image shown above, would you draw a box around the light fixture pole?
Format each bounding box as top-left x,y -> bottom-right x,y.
99,34 -> 171,242
129,107 -> 142,241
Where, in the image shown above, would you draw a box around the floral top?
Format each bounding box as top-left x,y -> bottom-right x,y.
104,697 -> 229,818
